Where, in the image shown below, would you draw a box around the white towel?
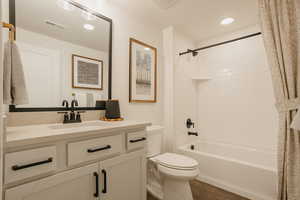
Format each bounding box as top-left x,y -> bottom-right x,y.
3,41 -> 28,105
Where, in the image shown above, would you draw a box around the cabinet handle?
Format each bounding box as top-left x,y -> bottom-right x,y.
102,169 -> 107,194
87,145 -> 111,153
12,157 -> 53,171
93,172 -> 99,197
129,137 -> 146,143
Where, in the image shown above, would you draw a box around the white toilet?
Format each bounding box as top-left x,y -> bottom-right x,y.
147,126 -> 199,200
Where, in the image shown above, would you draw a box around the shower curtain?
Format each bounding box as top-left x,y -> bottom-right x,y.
259,0 -> 300,199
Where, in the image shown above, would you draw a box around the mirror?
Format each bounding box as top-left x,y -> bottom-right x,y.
9,0 -> 112,112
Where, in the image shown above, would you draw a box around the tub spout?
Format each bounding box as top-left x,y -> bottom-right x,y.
188,131 -> 198,136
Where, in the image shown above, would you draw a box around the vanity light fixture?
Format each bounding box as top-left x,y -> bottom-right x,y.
83,24 -> 95,31
144,47 -> 150,51
81,10 -> 96,21
220,17 -> 235,25
57,0 -> 74,11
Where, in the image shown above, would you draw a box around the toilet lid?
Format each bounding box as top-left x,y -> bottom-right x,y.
154,153 -> 198,170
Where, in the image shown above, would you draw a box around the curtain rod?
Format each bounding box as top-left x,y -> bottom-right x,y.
179,32 -> 262,56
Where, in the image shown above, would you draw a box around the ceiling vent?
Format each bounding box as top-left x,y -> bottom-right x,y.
152,0 -> 179,9
45,20 -> 65,30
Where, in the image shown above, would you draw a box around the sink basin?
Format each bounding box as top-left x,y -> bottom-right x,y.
49,121 -> 112,130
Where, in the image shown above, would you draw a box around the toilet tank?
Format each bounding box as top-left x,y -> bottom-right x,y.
146,125 -> 164,158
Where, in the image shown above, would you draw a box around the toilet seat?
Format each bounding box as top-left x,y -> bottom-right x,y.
153,153 -> 198,170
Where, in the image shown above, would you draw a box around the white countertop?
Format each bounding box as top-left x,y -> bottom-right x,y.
5,120 -> 151,148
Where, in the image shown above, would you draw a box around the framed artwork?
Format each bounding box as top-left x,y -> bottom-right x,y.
129,38 -> 157,103
72,54 -> 103,90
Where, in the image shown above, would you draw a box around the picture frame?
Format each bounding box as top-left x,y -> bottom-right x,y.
72,54 -> 103,90
129,38 -> 157,103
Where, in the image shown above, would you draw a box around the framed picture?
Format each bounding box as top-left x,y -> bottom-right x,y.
72,54 -> 103,90
129,38 -> 157,103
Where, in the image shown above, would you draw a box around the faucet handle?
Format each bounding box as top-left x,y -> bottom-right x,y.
58,111 -> 69,122
186,118 -> 195,129
76,111 -> 85,122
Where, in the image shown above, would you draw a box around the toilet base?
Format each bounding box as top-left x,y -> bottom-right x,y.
163,178 -> 193,200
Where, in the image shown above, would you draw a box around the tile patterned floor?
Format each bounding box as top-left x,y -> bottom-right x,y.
147,180 -> 250,200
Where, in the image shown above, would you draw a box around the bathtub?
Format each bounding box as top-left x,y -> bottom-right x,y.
177,142 -> 277,200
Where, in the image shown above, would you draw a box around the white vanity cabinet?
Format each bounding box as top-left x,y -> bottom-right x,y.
4,121 -> 150,200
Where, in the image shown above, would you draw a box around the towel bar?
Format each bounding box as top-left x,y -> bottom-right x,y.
2,22 -> 15,41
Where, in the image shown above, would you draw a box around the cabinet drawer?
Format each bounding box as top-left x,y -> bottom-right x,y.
68,135 -> 122,166
5,146 -> 57,184
127,131 -> 147,151
5,163 -> 99,200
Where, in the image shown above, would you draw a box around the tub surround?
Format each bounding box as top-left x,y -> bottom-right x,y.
3,120 -> 150,200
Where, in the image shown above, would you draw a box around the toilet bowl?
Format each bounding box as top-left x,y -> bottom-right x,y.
151,153 -> 199,200
146,126 -> 199,200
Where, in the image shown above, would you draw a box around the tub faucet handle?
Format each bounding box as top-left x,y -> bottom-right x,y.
186,118 -> 194,129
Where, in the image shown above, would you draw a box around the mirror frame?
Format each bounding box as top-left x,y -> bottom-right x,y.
9,0 -> 112,112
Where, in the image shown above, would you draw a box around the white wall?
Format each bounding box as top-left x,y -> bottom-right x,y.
72,0 -> 164,125
16,28 -> 109,107
174,26 -> 278,159
173,31 -> 199,147
162,27 -> 175,152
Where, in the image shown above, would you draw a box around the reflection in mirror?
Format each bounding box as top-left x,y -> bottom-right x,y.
13,0 -> 111,109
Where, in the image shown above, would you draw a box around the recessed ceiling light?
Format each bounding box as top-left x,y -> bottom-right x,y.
220,17 -> 235,25
57,0 -> 74,11
83,24 -> 95,31
81,10 -> 96,21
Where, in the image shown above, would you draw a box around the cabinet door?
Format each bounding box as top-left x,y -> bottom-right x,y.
5,164 -> 99,200
99,150 -> 146,200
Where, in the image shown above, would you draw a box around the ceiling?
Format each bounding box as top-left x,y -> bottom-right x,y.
15,0 -> 110,52
110,0 -> 259,42
15,0 -> 259,47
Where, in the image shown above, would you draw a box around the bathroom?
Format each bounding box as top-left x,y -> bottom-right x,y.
0,0 -> 299,200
